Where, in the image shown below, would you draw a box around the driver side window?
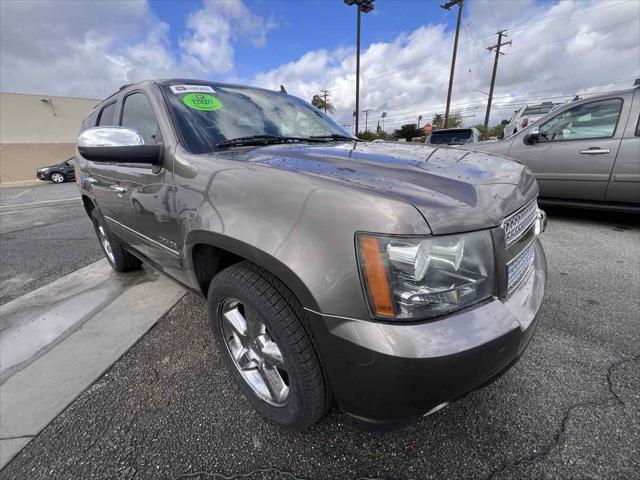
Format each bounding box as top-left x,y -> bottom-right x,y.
120,92 -> 161,144
538,98 -> 622,142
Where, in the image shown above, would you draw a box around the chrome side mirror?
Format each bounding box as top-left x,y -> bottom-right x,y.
523,127 -> 540,146
77,127 -> 162,164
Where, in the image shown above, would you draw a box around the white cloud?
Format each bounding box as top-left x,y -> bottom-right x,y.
180,0 -> 276,75
0,0 -> 274,98
251,0 -> 640,130
1,0 -> 637,130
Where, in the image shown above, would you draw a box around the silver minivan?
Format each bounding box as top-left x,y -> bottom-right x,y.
462,86 -> 640,211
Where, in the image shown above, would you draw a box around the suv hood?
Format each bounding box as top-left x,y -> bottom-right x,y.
244,141 -> 537,235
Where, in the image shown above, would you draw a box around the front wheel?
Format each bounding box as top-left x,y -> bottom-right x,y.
50,172 -> 66,183
91,210 -> 142,272
208,261 -> 329,430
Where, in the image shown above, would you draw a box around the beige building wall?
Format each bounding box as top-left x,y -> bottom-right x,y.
0,92 -> 101,183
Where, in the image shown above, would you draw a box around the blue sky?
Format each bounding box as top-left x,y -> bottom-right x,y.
150,0 -> 455,79
2,0 -> 638,128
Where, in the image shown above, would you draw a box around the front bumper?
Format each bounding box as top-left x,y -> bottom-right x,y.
36,171 -> 49,180
306,239 -> 546,430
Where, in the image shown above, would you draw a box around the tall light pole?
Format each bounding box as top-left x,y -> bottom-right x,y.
441,0 -> 463,128
381,111 -> 387,132
344,0 -> 375,135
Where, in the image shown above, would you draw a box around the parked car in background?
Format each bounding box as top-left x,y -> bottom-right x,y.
425,127 -> 481,145
503,102 -> 558,138
36,157 -> 76,183
460,85 -> 640,211
76,79 -> 547,431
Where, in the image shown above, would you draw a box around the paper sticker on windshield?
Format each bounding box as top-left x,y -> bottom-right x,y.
170,84 -> 216,94
182,93 -> 222,111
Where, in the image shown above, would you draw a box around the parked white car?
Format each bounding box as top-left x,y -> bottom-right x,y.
503,102 -> 558,138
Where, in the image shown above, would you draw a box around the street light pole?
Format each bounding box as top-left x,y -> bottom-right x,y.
345,0 -> 375,136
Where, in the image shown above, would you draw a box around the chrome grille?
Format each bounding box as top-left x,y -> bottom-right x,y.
502,200 -> 538,246
507,240 -> 535,294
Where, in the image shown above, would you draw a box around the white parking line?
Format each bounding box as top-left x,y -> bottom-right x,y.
0,197 -> 81,211
0,259 -> 185,468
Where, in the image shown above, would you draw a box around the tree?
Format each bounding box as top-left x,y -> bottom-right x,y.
474,124 -> 489,140
311,94 -> 335,114
357,130 -> 378,141
431,113 -> 445,130
490,123 -> 505,139
393,123 -> 422,141
432,112 -> 462,129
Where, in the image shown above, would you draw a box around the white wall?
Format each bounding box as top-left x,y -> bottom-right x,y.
0,92 -> 100,144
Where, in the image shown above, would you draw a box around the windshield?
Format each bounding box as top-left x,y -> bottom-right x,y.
161,84 -> 353,154
428,129 -> 473,145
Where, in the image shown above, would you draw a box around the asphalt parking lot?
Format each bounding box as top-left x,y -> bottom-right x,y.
1,183 -> 639,479
0,183 -> 103,304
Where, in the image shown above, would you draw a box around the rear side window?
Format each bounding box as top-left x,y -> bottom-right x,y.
538,98 -> 623,142
120,92 -> 161,144
97,102 -> 117,126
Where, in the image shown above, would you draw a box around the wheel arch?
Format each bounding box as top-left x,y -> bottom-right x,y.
185,230 -> 320,312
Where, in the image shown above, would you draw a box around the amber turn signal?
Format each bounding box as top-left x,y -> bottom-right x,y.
359,236 -> 394,317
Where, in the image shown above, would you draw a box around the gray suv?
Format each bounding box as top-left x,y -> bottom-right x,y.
76,80 -> 547,430
461,86 -> 640,211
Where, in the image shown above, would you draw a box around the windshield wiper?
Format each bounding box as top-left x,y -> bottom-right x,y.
309,134 -> 357,141
217,134 -> 340,148
217,135 -> 291,148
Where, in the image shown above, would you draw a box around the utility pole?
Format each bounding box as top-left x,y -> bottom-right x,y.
417,115 -> 423,129
381,111 -> 387,132
484,30 -> 512,128
362,109 -> 372,132
344,0 -> 375,135
320,89 -> 330,114
441,0 -> 463,128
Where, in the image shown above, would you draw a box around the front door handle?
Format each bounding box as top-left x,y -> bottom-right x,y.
110,185 -> 128,194
579,147 -> 611,155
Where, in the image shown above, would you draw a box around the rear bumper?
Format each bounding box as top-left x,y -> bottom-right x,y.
306,239 -> 546,430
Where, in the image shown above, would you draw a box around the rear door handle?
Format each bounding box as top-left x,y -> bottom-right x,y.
579,148 -> 611,155
110,185 -> 128,194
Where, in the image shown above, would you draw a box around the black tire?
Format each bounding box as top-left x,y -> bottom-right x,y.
208,261 -> 329,430
90,210 -> 142,272
50,172 -> 66,184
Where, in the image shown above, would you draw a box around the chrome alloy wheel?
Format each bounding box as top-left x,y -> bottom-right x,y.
97,225 -> 115,263
50,173 -> 65,183
219,298 -> 290,406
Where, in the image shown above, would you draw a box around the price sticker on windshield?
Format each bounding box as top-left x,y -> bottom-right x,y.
182,93 -> 222,111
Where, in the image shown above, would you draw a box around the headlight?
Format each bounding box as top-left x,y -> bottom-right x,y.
356,231 -> 495,320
